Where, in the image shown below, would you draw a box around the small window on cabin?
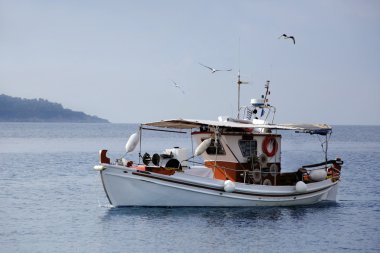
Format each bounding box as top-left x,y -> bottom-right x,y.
199,125 -> 209,132
239,139 -> 257,157
201,138 -> 226,155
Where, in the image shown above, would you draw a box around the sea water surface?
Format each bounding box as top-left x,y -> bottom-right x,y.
0,123 -> 379,252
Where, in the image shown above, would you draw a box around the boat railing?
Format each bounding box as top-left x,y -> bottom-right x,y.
301,159 -> 343,169
129,157 -> 342,184
203,158 -> 342,185
242,169 -> 282,185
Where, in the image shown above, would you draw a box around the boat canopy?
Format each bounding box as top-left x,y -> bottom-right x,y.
143,119 -> 332,135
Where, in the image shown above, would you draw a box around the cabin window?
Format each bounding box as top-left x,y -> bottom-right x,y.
239,140 -> 257,157
199,125 -> 209,132
201,138 -> 226,155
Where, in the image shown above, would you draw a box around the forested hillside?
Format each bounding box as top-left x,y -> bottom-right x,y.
0,94 -> 109,123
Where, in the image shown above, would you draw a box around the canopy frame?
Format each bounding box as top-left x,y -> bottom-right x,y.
143,118 -> 332,135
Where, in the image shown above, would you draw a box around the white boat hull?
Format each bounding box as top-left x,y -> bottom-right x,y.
99,164 -> 339,207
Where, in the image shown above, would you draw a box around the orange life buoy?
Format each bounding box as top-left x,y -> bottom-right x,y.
262,136 -> 278,157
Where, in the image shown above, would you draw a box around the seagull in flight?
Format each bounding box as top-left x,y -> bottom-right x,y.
199,63 -> 232,73
278,34 -> 296,44
171,80 -> 185,94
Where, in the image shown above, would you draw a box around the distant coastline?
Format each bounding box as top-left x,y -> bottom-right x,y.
0,94 -> 109,123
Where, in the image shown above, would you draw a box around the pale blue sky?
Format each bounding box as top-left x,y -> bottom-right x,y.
1,0 -> 379,124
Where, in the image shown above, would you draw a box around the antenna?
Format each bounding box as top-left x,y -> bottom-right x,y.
238,37 -> 241,72
260,80 -> 270,117
236,37 -> 249,119
237,71 -> 249,119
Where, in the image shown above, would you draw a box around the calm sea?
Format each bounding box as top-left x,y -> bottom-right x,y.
0,123 -> 379,252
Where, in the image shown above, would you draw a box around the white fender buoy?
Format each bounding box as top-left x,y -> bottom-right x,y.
224,180 -> 236,193
309,169 -> 327,182
194,138 -> 212,156
125,131 -> 140,153
93,165 -> 105,171
295,181 -> 307,193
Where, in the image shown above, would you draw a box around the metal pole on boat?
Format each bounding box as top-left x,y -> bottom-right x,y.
325,133 -> 328,164
191,128 -> 194,166
139,124 -> 142,165
261,80 -> 270,117
237,71 -> 248,119
323,131 -> 332,167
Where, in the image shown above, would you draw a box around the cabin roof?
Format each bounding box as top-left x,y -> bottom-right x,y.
143,119 -> 332,135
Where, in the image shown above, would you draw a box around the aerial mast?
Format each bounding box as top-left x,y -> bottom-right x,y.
237,71 -> 248,119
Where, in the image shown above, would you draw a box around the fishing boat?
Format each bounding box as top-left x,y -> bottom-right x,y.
94,76 -> 343,207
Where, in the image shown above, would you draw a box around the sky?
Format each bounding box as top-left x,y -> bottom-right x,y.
1,0 -> 379,124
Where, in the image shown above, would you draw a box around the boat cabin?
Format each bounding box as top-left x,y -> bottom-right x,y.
191,126 -> 281,184
138,118 -> 339,186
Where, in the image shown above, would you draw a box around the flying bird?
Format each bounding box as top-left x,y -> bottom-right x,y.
171,80 -> 185,94
199,63 -> 232,73
278,34 -> 295,44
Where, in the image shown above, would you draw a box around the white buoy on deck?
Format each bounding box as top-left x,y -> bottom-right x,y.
93,165 -> 105,171
125,131 -> 140,153
224,180 -> 236,193
295,181 -> 307,193
309,169 -> 327,182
